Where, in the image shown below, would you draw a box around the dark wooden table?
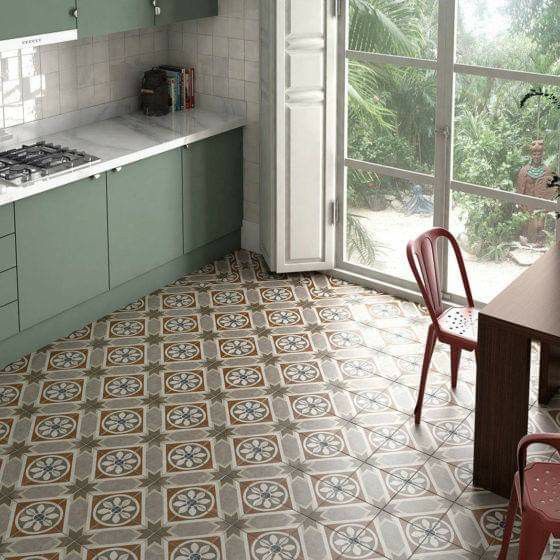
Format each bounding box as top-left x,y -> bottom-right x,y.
474,243 -> 560,498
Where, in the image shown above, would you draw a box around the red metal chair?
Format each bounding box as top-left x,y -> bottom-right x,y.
406,227 -> 478,424
499,433 -> 560,560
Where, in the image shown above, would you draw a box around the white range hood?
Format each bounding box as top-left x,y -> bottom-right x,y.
0,29 -> 77,52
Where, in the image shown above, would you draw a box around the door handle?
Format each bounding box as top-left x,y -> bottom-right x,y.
90,173 -> 101,180
70,8 -> 78,18
112,167 -> 122,173
153,0 -> 161,16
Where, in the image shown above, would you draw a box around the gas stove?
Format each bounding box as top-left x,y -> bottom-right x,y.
0,141 -> 100,186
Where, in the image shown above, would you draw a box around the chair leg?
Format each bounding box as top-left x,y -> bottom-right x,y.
518,516 -> 551,560
450,346 -> 461,389
497,483 -> 518,560
414,325 -> 437,424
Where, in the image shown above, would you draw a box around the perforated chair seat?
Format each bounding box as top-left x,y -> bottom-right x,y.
438,306 -> 478,350
499,434 -> 560,559
524,462 -> 560,522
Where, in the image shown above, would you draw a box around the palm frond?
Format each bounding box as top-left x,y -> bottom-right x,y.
346,213 -> 380,266
347,60 -> 394,127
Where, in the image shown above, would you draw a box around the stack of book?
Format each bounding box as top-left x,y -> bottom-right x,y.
159,65 -> 196,111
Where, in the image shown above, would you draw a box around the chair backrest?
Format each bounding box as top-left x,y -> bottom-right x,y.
407,227 -> 474,326
517,433 -> 560,502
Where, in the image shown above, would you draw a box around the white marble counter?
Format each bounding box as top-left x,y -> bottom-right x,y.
0,109 -> 246,207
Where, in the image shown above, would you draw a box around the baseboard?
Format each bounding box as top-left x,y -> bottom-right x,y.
241,219 -> 260,253
0,230 -> 241,369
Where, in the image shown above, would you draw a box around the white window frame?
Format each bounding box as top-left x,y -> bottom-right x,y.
334,0 -> 560,306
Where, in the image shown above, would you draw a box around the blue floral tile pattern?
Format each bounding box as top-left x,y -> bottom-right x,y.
0,250 -> 556,559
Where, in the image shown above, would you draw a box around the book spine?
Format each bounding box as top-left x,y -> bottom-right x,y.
175,73 -> 181,111
187,69 -> 192,109
190,68 -> 196,109
181,68 -> 187,111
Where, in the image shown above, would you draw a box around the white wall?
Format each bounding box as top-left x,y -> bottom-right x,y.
168,0 -> 261,251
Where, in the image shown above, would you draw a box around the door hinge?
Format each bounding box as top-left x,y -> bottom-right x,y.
330,199 -> 341,225
334,0 -> 342,17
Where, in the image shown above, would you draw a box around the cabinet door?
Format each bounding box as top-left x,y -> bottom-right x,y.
16,175 -> 109,330
77,0 -> 154,38
0,0 -> 76,41
155,0 -> 218,26
183,128 -> 243,252
107,149 -> 183,287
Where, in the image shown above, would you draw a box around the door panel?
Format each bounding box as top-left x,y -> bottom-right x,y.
0,0 -> 76,40
107,150 -> 184,287
16,175 -> 109,330
183,129 -> 243,252
77,0 -> 154,38
261,0 -> 337,272
155,0 -> 218,26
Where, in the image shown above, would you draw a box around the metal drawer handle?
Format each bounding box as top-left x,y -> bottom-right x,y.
112,167 -> 122,173
90,173 -> 101,180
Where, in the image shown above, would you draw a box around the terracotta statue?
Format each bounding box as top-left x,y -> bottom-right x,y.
516,140 -> 556,243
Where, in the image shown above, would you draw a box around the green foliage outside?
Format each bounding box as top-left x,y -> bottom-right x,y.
347,0 -> 560,263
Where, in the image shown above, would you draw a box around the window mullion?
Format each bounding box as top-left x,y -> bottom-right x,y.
434,0 -> 458,295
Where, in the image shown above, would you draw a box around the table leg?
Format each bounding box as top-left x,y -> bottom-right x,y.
539,342 -> 560,404
473,315 -> 531,498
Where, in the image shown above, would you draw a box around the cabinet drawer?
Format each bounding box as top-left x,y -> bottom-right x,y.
0,204 -> 14,237
0,234 -> 16,272
0,301 -> 19,342
0,268 -> 17,307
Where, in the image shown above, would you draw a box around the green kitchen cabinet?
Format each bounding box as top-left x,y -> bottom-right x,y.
0,235 -> 16,273
0,204 -> 14,238
155,0 -> 218,26
0,0 -> 76,41
77,0 -> 154,38
107,149 -> 184,288
0,302 -> 19,342
15,175 -> 109,330
183,128 -> 243,252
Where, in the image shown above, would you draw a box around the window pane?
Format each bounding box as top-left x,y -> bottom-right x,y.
448,192 -> 556,303
347,63 -> 436,174
457,0 -> 560,74
349,0 -> 438,59
345,167 -> 434,281
453,74 -> 560,202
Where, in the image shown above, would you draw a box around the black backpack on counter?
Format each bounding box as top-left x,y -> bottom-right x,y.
141,68 -> 170,116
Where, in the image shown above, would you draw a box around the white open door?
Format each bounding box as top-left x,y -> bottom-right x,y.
260,0 -> 338,273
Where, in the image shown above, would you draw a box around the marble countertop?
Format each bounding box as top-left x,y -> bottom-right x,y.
0,109 -> 246,207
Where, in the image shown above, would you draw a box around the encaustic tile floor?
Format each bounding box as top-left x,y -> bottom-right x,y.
0,251 -> 559,560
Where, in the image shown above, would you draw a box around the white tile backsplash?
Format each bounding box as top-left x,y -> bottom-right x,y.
0,29 -> 168,131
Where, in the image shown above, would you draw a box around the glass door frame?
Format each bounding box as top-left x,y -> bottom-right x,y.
335,0 -> 560,307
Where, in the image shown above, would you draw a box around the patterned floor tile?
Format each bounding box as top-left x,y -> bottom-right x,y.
0,250 -> 558,559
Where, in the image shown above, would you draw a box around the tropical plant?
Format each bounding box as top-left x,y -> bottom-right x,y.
347,0 -> 560,263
